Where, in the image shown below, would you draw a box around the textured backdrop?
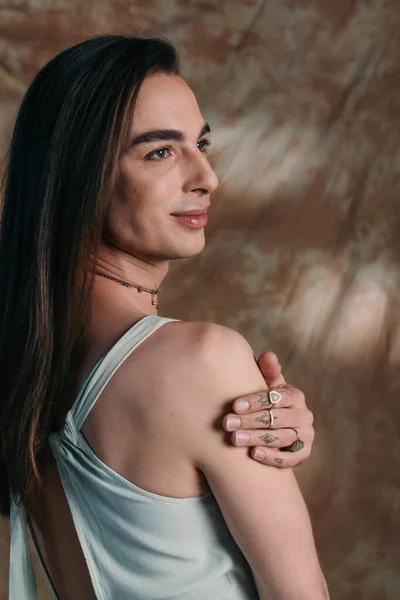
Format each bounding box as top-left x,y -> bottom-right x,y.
1,1 -> 400,599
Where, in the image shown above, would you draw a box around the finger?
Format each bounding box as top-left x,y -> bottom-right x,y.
231,384 -> 303,416
230,427 -> 299,448
231,385 -> 301,415
223,407 -> 304,432
257,352 -> 286,387
251,446 -> 309,468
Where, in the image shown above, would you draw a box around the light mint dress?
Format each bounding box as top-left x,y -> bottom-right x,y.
9,315 -> 260,599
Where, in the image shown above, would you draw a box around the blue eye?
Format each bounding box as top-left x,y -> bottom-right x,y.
146,147 -> 171,161
198,139 -> 211,152
145,139 -> 211,161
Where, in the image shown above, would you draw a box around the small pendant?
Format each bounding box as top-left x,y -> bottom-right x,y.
152,294 -> 159,311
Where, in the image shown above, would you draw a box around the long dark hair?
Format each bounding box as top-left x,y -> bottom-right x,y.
0,34 -> 180,515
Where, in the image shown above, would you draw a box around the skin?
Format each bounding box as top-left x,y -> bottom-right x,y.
96,72 -> 315,467
32,73 -> 326,599
82,73 -> 327,597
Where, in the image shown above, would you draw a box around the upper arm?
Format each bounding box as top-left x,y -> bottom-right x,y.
176,323 -> 327,599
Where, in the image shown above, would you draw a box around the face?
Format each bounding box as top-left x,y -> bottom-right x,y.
105,73 -> 219,263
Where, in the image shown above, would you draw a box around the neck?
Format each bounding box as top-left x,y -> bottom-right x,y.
92,245 -> 169,315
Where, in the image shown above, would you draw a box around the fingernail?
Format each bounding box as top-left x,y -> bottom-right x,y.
235,399 -> 250,412
225,416 -> 242,431
233,431 -> 250,445
253,449 -> 266,460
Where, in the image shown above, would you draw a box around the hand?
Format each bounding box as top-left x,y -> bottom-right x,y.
222,352 -> 314,467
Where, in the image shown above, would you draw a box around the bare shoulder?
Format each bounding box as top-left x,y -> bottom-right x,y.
146,319 -> 265,403
133,319 -> 267,457
121,318 -> 265,427
115,319 -> 255,401
156,319 -> 255,370
111,319 -> 266,472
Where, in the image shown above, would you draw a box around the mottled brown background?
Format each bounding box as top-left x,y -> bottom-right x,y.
1,1 -> 400,598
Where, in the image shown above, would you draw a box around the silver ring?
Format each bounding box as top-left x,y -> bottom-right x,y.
268,408 -> 274,428
268,390 -> 281,404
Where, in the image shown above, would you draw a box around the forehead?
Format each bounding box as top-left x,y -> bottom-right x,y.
132,73 -> 203,132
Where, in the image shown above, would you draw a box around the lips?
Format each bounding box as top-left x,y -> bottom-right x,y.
170,208 -> 209,229
170,206 -> 210,217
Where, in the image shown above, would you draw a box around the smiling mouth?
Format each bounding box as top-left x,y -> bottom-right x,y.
170,210 -> 209,229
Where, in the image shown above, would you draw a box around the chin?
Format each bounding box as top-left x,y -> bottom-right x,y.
167,232 -> 206,260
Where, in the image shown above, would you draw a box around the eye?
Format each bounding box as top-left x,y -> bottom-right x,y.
145,147 -> 172,161
198,139 -> 212,153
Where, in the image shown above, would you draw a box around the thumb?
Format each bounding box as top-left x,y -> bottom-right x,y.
257,351 -> 286,388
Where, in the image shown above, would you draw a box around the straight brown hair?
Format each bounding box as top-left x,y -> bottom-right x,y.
0,34 -> 180,515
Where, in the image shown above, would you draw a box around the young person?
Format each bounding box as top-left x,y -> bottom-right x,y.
0,35 -> 328,599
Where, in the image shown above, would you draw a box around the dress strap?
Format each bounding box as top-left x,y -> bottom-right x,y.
8,315 -> 176,599
9,498 -> 37,599
71,315 -> 177,430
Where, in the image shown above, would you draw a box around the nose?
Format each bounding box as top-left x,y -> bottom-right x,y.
182,152 -> 219,196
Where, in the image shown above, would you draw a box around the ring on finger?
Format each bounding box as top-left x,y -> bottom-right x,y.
283,427 -> 305,452
268,390 -> 282,405
267,408 -> 274,429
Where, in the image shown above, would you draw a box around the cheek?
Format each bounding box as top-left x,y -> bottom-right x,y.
133,173 -> 181,216
112,160 -> 183,223
113,168 -> 139,206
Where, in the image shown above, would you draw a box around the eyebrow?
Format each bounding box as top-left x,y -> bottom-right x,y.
130,122 -> 210,148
